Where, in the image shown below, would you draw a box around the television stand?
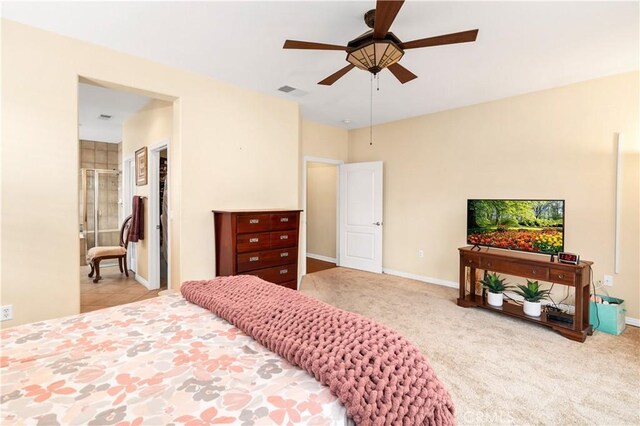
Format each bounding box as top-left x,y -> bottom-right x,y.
458,246 -> 593,342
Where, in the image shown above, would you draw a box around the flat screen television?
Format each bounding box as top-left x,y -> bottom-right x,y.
467,199 -> 564,254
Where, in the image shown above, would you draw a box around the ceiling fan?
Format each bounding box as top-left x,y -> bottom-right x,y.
283,0 -> 479,85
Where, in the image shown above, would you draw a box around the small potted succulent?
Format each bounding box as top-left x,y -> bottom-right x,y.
514,280 -> 551,317
481,272 -> 511,307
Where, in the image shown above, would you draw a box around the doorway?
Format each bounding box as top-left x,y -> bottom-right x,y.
78,81 -> 163,312
301,157 -> 384,277
306,161 -> 339,273
147,141 -> 170,291
302,156 -> 343,276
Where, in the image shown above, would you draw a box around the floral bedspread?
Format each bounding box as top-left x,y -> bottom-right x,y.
0,294 -> 349,425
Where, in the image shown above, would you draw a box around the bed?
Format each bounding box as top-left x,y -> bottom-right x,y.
0,293 -> 350,425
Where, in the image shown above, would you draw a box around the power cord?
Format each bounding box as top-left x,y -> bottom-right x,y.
558,286 -> 572,306
547,282 -> 558,309
503,292 -> 523,306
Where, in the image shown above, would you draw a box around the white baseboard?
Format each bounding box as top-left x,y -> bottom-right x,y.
135,274 -> 150,289
626,317 -> 640,327
382,268 -> 459,289
306,253 -> 337,264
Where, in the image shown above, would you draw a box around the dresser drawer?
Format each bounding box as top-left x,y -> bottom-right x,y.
237,248 -> 298,273
271,213 -> 298,230
245,264 -> 297,284
462,254 -> 480,268
480,258 -> 506,271
237,214 -> 271,234
503,262 -> 549,281
550,268 -> 575,285
236,232 -> 270,253
270,230 -> 298,249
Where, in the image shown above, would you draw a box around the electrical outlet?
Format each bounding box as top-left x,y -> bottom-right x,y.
417,250 -> 424,258
603,275 -> 613,287
1,305 -> 13,321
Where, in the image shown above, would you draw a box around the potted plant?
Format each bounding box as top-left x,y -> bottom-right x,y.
514,280 -> 551,317
480,272 -> 511,307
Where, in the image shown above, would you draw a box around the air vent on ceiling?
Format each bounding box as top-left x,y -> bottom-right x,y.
98,114 -> 112,120
278,85 -> 309,98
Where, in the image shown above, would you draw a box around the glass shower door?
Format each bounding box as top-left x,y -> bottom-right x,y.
96,171 -> 120,248
81,169 -> 121,265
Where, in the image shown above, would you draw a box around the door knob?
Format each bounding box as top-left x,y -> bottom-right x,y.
372,222 -> 382,226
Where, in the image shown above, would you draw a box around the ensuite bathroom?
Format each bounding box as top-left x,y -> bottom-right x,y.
78,82 -> 170,312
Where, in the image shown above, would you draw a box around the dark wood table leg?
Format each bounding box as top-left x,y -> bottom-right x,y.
470,266 -> 476,298
458,259 -> 466,301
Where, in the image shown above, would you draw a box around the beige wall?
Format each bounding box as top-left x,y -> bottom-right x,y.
122,99 -> 173,283
348,72 -> 640,319
1,20 -> 299,327
301,120 -> 348,160
307,163 -> 338,259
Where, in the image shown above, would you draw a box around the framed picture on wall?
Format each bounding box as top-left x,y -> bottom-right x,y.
135,147 -> 148,186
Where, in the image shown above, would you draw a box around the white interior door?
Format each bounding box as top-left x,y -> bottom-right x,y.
339,161 -> 383,273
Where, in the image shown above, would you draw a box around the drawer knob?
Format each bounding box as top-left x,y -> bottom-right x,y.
487,262 -> 492,267
280,269 -> 288,274
280,218 -> 289,222
280,252 -> 289,257
532,270 -> 537,275
249,256 -> 259,262
558,274 -> 564,279
280,235 -> 288,240
468,259 -> 473,264
249,238 -> 259,243
249,219 -> 260,224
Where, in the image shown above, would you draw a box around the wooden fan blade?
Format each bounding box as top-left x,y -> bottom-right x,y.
399,29 -> 479,50
373,0 -> 405,39
318,64 -> 356,86
388,63 -> 417,84
283,40 -> 348,51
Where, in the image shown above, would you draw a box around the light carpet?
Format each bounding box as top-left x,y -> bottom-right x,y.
300,267 -> 640,426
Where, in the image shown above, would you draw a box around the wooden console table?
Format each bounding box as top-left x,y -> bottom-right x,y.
458,246 -> 593,342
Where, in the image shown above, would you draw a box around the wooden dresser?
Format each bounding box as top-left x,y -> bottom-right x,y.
213,209 -> 302,290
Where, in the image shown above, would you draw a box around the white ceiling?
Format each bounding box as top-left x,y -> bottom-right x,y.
3,1 -> 638,129
78,83 -> 151,143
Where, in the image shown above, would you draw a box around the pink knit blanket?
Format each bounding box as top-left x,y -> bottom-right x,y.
181,276 -> 455,425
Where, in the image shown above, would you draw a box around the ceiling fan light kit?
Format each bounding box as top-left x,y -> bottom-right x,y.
346,37 -> 404,75
283,0 -> 479,86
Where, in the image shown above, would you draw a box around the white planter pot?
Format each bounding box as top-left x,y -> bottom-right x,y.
523,300 -> 542,317
487,291 -> 504,307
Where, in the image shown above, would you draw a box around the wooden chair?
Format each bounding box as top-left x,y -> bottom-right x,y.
87,215 -> 132,283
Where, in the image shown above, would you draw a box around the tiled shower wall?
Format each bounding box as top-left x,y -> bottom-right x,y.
79,140 -> 122,265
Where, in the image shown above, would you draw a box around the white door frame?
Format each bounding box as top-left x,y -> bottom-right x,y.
122,155 -> 137,274
148,139 -> 170,290
301,156 -> 343,277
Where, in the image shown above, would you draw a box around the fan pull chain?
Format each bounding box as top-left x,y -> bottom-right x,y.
370,74 -> 373,146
